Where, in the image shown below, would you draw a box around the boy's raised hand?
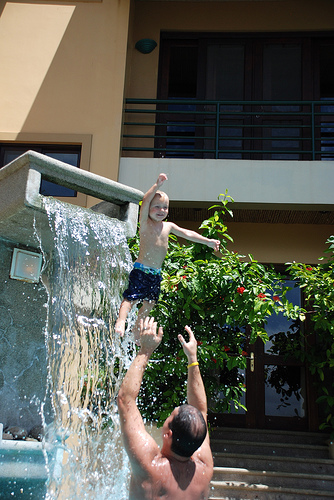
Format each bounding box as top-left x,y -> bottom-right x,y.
207,239 -> 221,252
157,173 -> 168,187
213,239 -> 221,252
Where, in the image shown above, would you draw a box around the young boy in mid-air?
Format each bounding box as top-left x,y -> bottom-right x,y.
115,173 -> 220,341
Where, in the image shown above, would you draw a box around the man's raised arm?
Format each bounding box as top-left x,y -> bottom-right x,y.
177,326 -> 207,418
178,326 -> 213,468
117,317 -> 163,471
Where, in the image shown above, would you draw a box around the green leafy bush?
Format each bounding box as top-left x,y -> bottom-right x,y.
287,236 -> 334,438
129,193 -> 298,424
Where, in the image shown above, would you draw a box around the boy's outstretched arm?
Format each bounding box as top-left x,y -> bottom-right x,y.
169,223 -> 220,252
140,173 -> 168,222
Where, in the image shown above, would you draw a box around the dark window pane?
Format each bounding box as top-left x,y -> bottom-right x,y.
265,364 -> 306,417
0,144 -> 81,197
41,152 -> 80,197
206,44 -> 245,100
168,46 -> 198,98
320,43 -> 334,98
263,44 -> 301,100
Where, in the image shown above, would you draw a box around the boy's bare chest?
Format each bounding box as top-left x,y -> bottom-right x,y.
140,222 -> 169,247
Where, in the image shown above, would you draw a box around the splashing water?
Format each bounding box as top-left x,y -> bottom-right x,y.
38,198 -> 137,499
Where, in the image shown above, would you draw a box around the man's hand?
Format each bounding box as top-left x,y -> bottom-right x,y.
178,325 -> 198,364
139,317 -> 163,355
157,173 -> 168,187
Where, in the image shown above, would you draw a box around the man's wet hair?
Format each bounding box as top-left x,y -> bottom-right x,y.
168,404 -> 207,458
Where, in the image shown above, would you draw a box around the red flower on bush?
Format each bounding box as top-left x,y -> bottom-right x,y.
306,266 -> 312,271
182,275 -> 187,279
197,340 -> 203,346
273,295 -> 280,302
257,293 -> 266,301
241,350 -> 248,356
224,346 -> 230,352
237,286 -> 245,294
211,357 -> 217,364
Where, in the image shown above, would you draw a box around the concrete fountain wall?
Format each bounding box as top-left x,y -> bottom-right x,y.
0,150 -> 143,435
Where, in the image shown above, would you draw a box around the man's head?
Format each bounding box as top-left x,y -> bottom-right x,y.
149,191 -> 169,222
167,404 -> 207,458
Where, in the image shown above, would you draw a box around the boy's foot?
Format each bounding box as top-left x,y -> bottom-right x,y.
115,319 -> 125,337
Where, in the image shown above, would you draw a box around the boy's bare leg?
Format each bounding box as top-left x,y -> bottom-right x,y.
133,300 -> 156,343
115,299 -> 134,336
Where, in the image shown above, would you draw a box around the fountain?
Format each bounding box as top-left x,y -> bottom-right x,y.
0,151 -> 144,499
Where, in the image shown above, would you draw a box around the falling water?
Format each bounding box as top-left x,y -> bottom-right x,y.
38,198 -> 137,499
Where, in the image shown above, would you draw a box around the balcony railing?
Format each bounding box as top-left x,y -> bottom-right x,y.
122,99 -> 334,160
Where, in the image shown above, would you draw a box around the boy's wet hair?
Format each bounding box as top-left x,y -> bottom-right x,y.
153,190 -> 169,202
168,404 -> 207,457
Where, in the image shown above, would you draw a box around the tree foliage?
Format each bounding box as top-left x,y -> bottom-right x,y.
287,235 -> 334,438
128,193 -> 299,424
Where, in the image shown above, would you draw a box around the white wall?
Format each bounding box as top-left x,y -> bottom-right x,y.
119,158 -> 334,209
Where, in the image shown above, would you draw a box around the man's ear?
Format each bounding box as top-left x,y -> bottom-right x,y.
164,429 -> 172,440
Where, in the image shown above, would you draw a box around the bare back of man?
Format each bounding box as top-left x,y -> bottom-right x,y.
129,452 -> 212,500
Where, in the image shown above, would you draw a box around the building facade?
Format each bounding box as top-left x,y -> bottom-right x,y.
1,0 -> 334,432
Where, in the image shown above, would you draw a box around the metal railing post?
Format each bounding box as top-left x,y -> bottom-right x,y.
311,101 -> 315,160
215,102 -> 220,159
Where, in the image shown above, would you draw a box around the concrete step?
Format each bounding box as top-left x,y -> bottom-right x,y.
210,427 -> 330,447
210,438 -> 329,459
209,428 -> 334,500
212,466 -> 334,491
213,451 -> 334,475
210,482 -> 334,500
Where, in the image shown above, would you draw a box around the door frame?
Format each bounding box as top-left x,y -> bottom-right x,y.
208,281 -> 320,432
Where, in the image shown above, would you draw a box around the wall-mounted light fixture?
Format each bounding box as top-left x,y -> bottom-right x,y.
10,248 -> 43,283
135,39 -> 157,54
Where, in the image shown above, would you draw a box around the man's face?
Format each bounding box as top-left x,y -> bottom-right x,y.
149,194 -> 169,222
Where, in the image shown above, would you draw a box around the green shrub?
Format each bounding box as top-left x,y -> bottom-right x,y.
287,236 -> 334,438
129,193 -> 298,424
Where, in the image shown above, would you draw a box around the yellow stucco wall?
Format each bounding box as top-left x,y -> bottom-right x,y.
175,219 -> 332,264
0,0 -> 130,201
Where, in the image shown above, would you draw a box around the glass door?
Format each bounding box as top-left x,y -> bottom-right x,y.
210,281 -> 318,431
247,282 -> 309,430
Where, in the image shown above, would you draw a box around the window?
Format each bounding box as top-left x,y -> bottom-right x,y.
0,144 -> 81,197
157,33 -> 334,160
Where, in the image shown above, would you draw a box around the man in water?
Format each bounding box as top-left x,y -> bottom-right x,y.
117,316 -> 213,500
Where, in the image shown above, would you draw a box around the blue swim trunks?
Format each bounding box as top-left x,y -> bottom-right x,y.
123,262 -> 162,302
